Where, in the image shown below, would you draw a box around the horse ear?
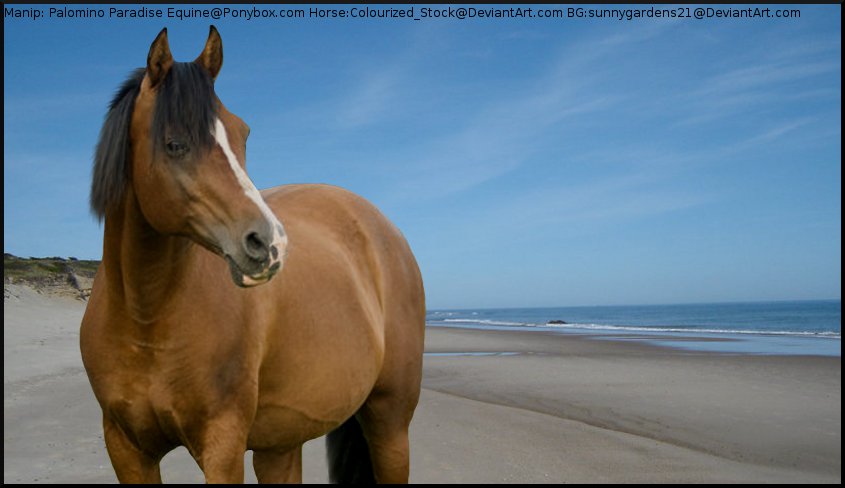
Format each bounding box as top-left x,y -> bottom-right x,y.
195,25 -> 223,81
146,27 -> 173,88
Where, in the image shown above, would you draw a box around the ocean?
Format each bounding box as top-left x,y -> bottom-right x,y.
426,300 -> 841,356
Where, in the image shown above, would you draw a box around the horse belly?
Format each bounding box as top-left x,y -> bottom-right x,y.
248,402 -> 337,450
247,348 -> 381,450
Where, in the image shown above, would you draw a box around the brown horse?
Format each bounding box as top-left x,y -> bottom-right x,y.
80,26 -> 425,483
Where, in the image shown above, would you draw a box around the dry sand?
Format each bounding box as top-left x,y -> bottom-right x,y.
4,284 -> 841,483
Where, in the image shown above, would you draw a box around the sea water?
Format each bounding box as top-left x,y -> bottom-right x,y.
426,300 -> 841,356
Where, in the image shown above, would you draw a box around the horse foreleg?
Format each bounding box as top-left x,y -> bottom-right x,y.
196,415 -> 249,483
103,416 -> 163,483
253,445 -> 302,483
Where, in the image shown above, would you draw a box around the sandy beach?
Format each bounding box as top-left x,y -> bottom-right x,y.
4,284 -> 841,483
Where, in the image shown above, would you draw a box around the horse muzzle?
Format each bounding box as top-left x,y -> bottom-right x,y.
223,222 -> 288,288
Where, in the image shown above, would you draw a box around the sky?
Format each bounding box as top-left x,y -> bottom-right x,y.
4,4 -> 841,309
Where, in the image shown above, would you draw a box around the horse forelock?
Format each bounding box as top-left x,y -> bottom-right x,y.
90,63 -> 219,220
151,62 -> 218,158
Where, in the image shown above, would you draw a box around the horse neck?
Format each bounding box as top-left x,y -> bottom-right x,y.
102,187 -> 193,325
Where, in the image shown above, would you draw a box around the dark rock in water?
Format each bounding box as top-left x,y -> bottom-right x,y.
547,320 -> 567,325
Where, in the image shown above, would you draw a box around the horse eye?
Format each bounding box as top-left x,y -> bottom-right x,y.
165,140 -> 189,158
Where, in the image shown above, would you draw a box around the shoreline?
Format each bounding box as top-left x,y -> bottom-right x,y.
426,320 -> 842,357
4,286 -> 841,483
422,325 -> 841,481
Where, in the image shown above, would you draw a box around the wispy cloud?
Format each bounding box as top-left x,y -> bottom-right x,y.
737,118 -> 816,147
673,47 -> 839,128
497,173 -> 711,231
378,43 -> 631,200
696,61 -> 837,97
391,91 -> 616,199
333,69 -> 402,129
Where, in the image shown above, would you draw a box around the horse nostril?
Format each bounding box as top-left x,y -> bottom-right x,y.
244,231 -> 269,261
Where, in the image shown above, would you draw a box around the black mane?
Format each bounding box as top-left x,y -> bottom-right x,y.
90,68 -> 143,219
90,62 -> 217,219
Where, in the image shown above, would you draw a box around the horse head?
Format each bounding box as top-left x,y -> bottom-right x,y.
92,26 -> 287,287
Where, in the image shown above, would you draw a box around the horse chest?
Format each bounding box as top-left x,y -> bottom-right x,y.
102,367 -> 246,451
99,376 -> 179,452
95,339 -> 256,447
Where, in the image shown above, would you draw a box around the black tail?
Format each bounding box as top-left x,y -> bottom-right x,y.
326,415 -> 375,484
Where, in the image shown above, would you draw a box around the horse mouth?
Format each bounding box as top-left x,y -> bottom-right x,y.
224,255 -> 281,288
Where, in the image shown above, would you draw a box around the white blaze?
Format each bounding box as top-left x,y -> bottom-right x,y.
212,118 -> 287,274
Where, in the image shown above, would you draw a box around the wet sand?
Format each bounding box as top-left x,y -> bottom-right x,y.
4,285 -> 841,483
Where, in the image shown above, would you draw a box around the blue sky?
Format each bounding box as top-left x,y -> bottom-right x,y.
4,4 -> 841,308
